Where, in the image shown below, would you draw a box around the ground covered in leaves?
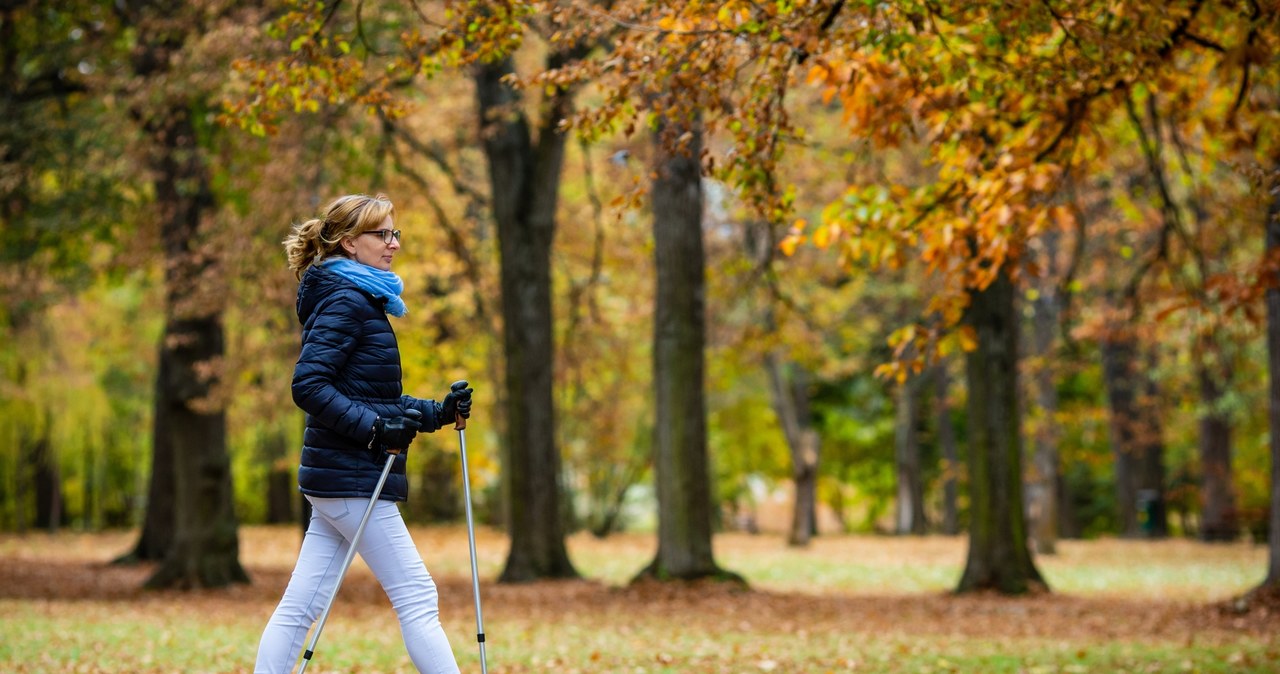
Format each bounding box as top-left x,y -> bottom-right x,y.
0,527 -> 1275,673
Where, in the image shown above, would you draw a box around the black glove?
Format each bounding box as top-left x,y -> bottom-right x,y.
435,380 -> 473,427
372,409 -> 422,454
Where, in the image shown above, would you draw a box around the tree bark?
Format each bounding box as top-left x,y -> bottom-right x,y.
264,428 -> 294,525
935,366 -> 959,536
1027,280 -> 1060,554
956,270 -> 1045,594
118,351 -> 175,562
638,121 -> 736,582
1198,361 -> 1239,542
475,55 -> 577,582
1263,180 -> 1280,589
764,353 -> 820,547
145,317 -> 246,589
1100,330 -> 1168,538
894,373 -> 928,535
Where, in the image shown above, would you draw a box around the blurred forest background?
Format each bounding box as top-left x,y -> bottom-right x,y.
1,0 -> 1278,596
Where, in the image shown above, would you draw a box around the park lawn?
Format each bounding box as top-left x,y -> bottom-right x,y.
0,527 -> 1274,673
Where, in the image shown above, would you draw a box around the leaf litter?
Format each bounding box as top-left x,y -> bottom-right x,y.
0,528 -> 1275,673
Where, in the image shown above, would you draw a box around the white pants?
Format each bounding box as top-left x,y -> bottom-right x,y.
254,496 -> 460,674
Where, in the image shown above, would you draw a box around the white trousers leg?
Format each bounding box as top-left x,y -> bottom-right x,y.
254,496 -> 460,674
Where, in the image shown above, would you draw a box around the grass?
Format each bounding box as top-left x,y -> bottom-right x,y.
0,526 -> 1274,673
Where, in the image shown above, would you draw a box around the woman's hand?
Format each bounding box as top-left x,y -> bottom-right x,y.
437,380 -> 474,426
372,409 -> 423,453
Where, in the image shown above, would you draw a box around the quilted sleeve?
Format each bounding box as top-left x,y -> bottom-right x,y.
292,292 -> 380,443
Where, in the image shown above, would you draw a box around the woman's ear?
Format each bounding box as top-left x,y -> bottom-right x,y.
340,237 -> 356,255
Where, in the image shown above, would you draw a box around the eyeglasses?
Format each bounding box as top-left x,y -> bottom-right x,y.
361,229 -> 402,244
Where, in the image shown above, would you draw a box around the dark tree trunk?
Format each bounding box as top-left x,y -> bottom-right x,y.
764,354 -> 820,547
413,449 -> 460,523
893,373 -> 928,535
145,317 -> 247,589
31,432 -> 61,532
1027,280 -> 1060,554
1057,468 -> 1082,539
936,366 -> 960,536
638,121 -> 735,582
1263,182 -> 1280,589
264,428 -> 294,525
1198,362 -> 1239,542
1100,330 -> 1168,538
475,56 -> 577,582
117,335 -> 176,563
141,107 -> 245,588
123,2 -> 245,587
956,270 -> 1045,594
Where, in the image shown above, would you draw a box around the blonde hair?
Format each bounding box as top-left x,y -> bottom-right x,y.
284,193 -> 396,278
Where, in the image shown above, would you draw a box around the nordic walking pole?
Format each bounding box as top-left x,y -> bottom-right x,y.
455,407 -> 489,674
296,408 -> 421,674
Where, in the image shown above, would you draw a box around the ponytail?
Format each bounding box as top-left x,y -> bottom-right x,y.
284,194 -> 395,278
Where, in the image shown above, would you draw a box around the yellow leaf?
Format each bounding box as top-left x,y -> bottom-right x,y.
813,225 -> 831,249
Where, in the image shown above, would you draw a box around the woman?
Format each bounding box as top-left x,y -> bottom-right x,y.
256,193 -> 471,674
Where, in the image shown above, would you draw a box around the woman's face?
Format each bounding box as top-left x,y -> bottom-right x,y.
343,215 -> 401,271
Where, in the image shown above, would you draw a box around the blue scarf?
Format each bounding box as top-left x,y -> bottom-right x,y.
322,257 -> 407,317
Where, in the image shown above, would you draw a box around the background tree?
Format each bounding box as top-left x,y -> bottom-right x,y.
119,0 -> 251,589
640,118 -> 738,580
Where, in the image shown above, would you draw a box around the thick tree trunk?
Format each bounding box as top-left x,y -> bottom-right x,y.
109,1 -> 245,589
1263,183 -> 1280,589
936,366 -> 959,536
764,353 -> 820,547
475,56 -> 577,582
118,352 -> 175,562
956,270 -> 1045,594
145,317 -> 246,589
1198,362 -> 1239,542
1027,282 -> 1060,554
894,374 -> 928,535
142,110 -> 245,588
639,121 -> 735,582
1100,331 -> 1168,538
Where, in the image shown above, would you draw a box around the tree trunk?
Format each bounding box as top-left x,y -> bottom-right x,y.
1263,180 -> 1280,589
763,353 -> 820,547
111,3 -> 246,589
142,115 -> 245,588
1100,330 -> 1168,538
936,366 -> 960,536
956,270 -> 1045,594
893,373 -> 928,535
638,121 -> 735,582
32,432 -> 61,532
1027,280 -> 1060,554
1198,361 -> 1239,542
118,351 -> 175,563
475,56 -> 577,582
264,428 -> 294,525
145,317 -> 246,589
413,449 -> 460,523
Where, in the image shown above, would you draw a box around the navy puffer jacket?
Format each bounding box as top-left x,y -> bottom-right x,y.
291,263 -> 441,501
